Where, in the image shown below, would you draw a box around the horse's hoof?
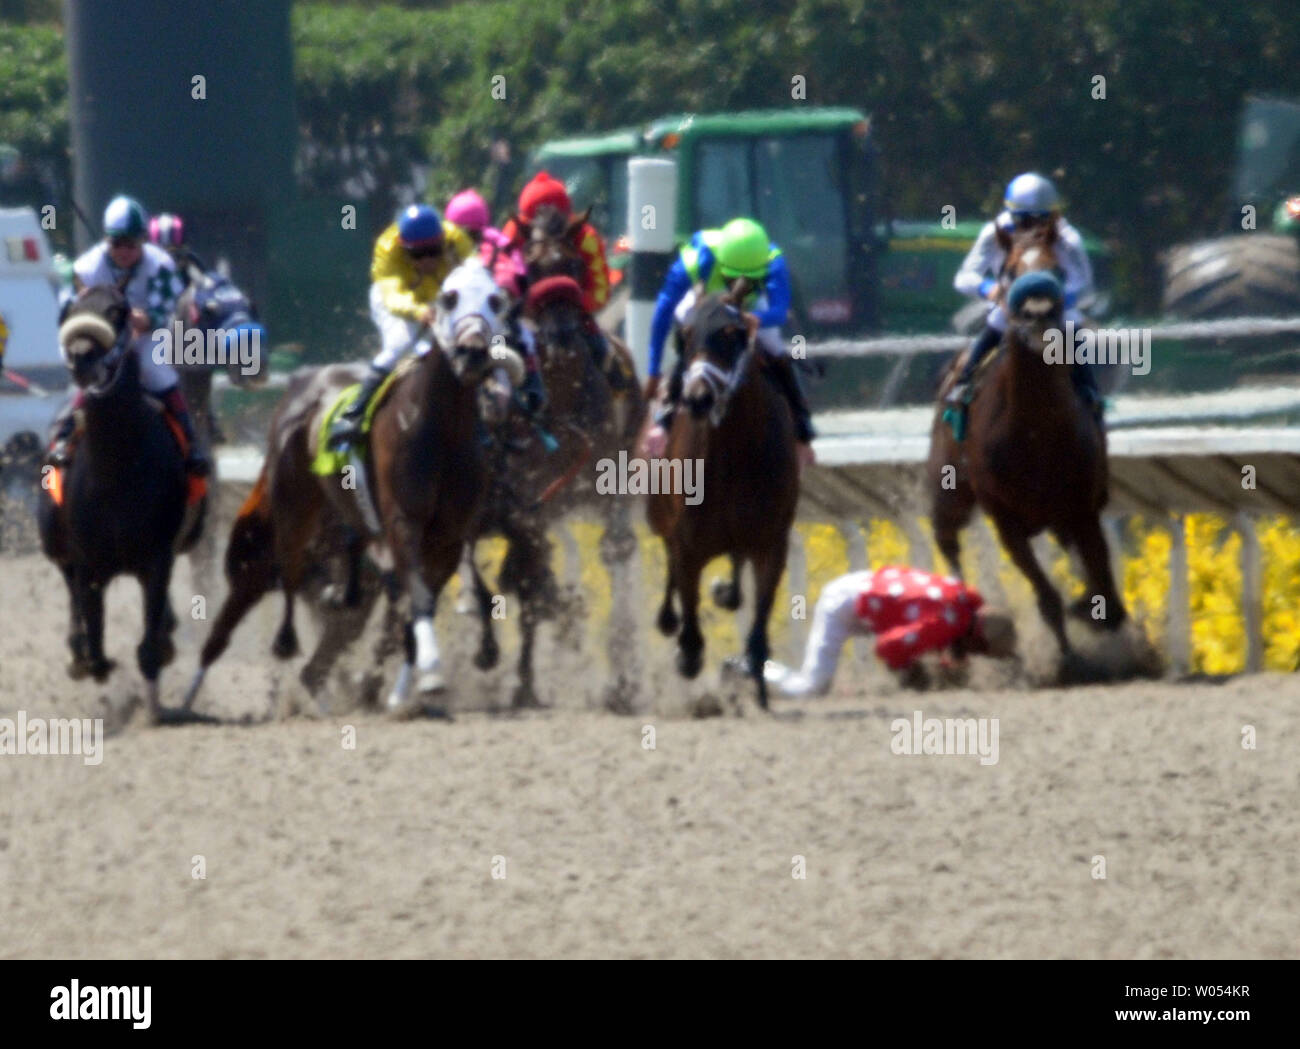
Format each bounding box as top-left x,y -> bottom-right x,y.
473,641 -> 500,671
417,667 -> 446,694
90,658 -> 116,683
511,684 -> 548,710
158,636 -> 176,668
67,659 -> 89,681
710,577 -> 741,611
676,648 -> 703,679
271,625 -> 300,660
656,606 -> 679,636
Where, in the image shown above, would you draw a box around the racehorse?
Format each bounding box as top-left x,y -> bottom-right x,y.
37,285 -> 206,723
464,205 -> 644,708
172,268 -> 265,452
183,259 -> 522,714
927,222 -> 1125,676
647,293 -> 800,709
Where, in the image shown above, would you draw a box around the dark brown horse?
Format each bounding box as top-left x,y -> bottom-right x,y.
37,285 -> 206,723
465,207 -> 644,708
647,294 -> 799,708
183,259 -> 520,714
928,223 -> 1124,676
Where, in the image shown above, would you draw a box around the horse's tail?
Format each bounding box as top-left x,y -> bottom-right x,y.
225,464 -> 275,583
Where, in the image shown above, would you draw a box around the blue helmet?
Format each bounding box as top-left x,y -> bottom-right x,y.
1003,173 -> 1060,217
103,195 -> 148,239
398,204 -> 443,248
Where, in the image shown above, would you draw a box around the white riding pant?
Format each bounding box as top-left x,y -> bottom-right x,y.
369,284 -> 426,372
673,289 -> 785,357
136,332 -> 179,394
775,571 -> 875,698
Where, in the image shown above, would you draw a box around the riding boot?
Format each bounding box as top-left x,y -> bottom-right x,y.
162,387 -> 210,477
1071,357 -> 1103,421
766,353 -> 817,443
945,324 -> 1002,404
583,317 -> 630,392
46,391 -> 86,466
511,320 -> 548,417
653,353 -> 687,431
328,365 -> 389,450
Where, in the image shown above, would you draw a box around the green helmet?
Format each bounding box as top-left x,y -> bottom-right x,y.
103,195 -> 148,240
712,218 -> 776,279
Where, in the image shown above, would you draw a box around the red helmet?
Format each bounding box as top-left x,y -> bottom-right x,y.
518,172 -> 571,221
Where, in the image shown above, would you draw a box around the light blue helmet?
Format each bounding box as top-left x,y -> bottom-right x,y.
1003,173 -> 1060,216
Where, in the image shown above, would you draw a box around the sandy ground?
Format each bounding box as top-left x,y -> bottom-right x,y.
1,537 -> 1298,960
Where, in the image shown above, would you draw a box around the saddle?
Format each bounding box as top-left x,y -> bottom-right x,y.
48,398 -> 207,508
941,341 -> 1004,442
311,359 -> 414,478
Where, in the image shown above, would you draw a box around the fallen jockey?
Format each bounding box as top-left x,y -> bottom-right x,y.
328,203 -> 544,449
748,566 -> 1017,697
641,217 -> 815,467
48,196 -> 207,476
946,172 -> 1102,425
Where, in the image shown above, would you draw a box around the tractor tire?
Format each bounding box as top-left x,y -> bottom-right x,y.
1161,234 -> 1300,319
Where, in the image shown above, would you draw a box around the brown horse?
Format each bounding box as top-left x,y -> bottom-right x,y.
647,293 -> 799,708
465,207 -> 644,708
183,258 -> 521,714
928,223 -> 1124,676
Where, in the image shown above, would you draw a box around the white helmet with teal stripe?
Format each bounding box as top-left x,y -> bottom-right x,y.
1003,173 -> 1060,217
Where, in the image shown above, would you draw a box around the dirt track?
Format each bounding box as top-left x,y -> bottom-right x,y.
1,549 -> 1298,959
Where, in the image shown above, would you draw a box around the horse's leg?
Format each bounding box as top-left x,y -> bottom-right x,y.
137,555 -> 175,722
300,557 -> 382,697
501,519 -> 552,709
994,516 -> 1073,664
655,544 -> 678,635
1071,513 -> 1128,632
931,474 -> 976,579
468,553 -> 500,671
60,565 -> 91,679
410,541 -> 460,697
599,496 -> 639,692
674,549 -> 705,679
78,576 -> 115,683
711,553 -> 743,611
745,546 -> 788,711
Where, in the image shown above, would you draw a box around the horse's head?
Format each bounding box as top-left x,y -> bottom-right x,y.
432,258 -> 521,424
186,273 -> 267,386
517,204 -> 589,284
524,274 -> 587,367
1004,270 -> 1066,353
680,294 -> 757,427
998,219 -> 1061,283
58,285 -> 130,393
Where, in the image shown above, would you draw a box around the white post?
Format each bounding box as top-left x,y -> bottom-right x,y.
625,158 -> 678,381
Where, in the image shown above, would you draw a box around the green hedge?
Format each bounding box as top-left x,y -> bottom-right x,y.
6,1 -> 1300,309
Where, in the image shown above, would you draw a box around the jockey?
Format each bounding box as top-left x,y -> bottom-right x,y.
49,196 -> 208,476
760,567 -> 1017,697
501,172 -> 630,391
147,212 -> 206,287
946,172 -> 1100,416
642,217 -> 815,465
327,203 -> 475,448
444,188 -> 547,414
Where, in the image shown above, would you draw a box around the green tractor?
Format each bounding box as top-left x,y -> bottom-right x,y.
1162,95 -> 1300,318
528,108 -> 1110,340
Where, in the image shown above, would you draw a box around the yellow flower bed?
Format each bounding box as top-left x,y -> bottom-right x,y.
465,513 -> 1300,675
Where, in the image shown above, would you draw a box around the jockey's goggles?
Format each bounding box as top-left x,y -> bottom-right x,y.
406,241 -> 443,259
1011,212 -> 1054,229
109,235 -> 142,249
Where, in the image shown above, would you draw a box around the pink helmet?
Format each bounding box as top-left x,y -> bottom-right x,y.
444,189 -> 490,233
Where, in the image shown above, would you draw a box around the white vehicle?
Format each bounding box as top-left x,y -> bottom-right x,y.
0,208 -> 64,548
0,206 -> 65,445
